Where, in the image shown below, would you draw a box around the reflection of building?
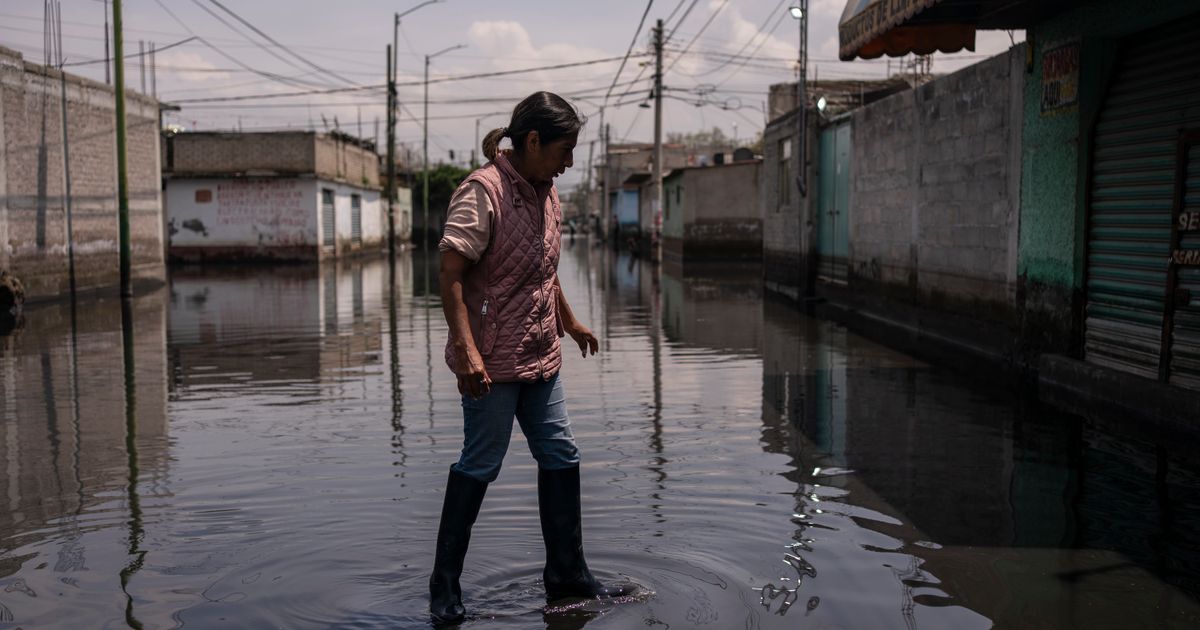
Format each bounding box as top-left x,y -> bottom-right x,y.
0,289 -> 169,579
660,267 -> 762,354
168,260 -> 387,388
760,291 -> 1200,625
662,160 -> 762,263
164,131 -> 387,262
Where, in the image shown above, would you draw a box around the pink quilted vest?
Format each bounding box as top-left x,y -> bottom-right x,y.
444,153 -> 564,383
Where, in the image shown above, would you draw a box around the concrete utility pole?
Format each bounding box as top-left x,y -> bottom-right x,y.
653,19 -> 664,263
585,139 -> 595,225
393,1 -> 442,250
113,0 -> 131,297
603,120 -> 611,244
386,44 -> 396,256
103,0 -> 111,85
791,3 -> 808,198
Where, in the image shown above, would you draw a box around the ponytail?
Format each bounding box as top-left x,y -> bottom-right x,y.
482,127 -> 508,161
482,92 -> 585,163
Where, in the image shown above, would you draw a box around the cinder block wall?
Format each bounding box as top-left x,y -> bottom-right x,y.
0,46 -> 163,302
315,135 -> 380,189
170,131 -> 315,176
847,45 -> 1025,320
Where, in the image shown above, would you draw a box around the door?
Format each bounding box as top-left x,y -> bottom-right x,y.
350,194 -> 362,247
817,122 -> 851,283
321,188 -> 336,249
1084,14 -> 1200,389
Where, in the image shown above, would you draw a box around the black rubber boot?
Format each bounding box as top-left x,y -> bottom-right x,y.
538,465 -> 634,600
429,467 -> 488,625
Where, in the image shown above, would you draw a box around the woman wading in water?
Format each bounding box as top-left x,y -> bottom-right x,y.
430,92 -> 633,624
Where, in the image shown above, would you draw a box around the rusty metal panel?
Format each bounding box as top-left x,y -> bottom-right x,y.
1084,16 -> 1200,383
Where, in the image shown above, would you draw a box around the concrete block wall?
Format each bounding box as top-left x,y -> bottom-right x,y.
847,45 -> 1024,318
315,134 -> 381,189
170,132 -> 314,176
0,46 -> 164,302
762,110 -> 818,301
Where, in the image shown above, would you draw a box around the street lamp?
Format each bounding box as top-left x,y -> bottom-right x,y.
423,43 -> 466,250
389,0 -> 443,254
789,3 -> 807,198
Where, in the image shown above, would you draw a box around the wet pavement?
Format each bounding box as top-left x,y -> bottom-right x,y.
1,241 -> 1199,629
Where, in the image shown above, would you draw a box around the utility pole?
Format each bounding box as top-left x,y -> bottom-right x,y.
423,44 -> 464,250
652,19 -> 664,263
603,121 -> 610,244
791,2 -> 808,198
585,139 -> 595,227
113,0 -> 131,297
103,0 -> 111,85
138,40 -> 145,93
386,44 -> 396,256
149,42 -> 156,100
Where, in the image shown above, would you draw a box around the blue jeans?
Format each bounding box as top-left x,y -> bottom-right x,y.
451,372 -> 580,483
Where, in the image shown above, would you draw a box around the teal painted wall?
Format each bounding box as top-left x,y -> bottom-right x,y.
1020,0 -> 1200,291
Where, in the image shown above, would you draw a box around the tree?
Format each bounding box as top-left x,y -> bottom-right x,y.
666,126 -> 731,151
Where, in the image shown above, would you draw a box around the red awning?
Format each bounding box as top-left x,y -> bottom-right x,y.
839,0 -> 976,61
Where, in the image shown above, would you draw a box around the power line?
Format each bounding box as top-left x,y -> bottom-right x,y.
664,0 -> 731,74
151,0 -> 329,90
689,0 -> 788,77
205,0 -> 359,86
604,0 -> 655,105
61,35 -> 197,67
174,54 -> 644,104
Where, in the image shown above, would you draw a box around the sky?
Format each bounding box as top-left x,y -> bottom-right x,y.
1,0 -> 1023,191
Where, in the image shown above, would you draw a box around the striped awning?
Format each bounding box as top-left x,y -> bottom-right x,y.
839,0 -> 976,61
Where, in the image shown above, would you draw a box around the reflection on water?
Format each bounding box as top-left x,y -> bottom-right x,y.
0,243 -> 1198,628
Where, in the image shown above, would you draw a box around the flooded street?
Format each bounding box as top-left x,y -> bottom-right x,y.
2,241 -> 1199,629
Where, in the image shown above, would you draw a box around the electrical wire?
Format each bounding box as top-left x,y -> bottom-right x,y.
604,0 -> 655,105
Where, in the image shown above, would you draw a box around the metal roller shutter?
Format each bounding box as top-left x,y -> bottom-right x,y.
322,188 -> 336,248
1085,14 -> 1200,388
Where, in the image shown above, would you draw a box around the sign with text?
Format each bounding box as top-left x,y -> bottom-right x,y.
1041,42 -> 1080,115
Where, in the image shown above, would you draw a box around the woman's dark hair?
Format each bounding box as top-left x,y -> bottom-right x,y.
482,91 -> 585,161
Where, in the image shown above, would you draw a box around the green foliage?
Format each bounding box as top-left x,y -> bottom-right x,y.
417,163 -> 472,216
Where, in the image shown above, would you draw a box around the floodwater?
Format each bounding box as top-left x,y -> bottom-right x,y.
1,242 -> 1199,629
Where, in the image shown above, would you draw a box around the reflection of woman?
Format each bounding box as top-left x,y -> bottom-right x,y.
430,92 -> 631,624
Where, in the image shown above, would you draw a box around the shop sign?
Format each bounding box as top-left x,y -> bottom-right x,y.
1041,41 -> 1080,115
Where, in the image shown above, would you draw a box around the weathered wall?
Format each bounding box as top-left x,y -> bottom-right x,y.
166,177 -> 383,262
847,46 -> 1025,323
1018,0 -> 1200,354
663,162 -> 762,259
0,46 -> 164,301
315,134 -> 381,189
168,131 -> 381,190
762,109 -> 819,301
166,177 -> 319,260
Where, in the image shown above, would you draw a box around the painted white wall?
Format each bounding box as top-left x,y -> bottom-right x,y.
167,177 -> 319,248
167,177 -> 383,253
316,178 -> 384,249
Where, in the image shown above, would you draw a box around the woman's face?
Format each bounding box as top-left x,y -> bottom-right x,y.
526,131 -> 578,183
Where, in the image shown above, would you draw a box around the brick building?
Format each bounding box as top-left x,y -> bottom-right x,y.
164,131 -> 399,262
0,45 -> 164,302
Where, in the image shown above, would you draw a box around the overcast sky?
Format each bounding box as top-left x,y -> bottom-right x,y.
2,0 -> 1022,191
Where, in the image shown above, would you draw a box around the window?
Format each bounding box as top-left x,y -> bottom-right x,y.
778,138 -> 791,210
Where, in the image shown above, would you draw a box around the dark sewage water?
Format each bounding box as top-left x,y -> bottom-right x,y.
1,241 -> 1198,629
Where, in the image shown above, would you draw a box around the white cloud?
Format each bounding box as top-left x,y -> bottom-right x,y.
158,51 -> 231,83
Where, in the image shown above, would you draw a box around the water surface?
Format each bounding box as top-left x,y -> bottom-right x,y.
1,242 -> 1198,628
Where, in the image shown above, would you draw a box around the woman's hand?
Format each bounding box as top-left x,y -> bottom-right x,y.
565,322 -> 599,358
452,341 -> 491,398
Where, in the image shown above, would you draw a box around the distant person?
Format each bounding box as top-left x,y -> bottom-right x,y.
431,91 -> 633,625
